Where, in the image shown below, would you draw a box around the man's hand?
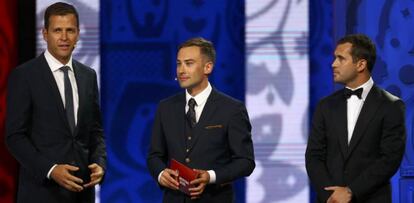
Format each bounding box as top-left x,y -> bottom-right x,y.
50,164 -> 84,192
325,186 -> 352,203
189,169 -> 210,199
83,163 -> 104,188
159,168 -> 179,190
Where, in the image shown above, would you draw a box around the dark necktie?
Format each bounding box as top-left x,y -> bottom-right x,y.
186,98 -> 197,128
344,88 -> 363,99
61,66 -> 75,134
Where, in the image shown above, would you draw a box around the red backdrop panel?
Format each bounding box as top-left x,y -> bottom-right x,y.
0,1 -> 17,202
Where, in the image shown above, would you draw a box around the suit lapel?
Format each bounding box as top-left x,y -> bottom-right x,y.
72,61 -> 85,136
39,54 -> 72,133
188,89 -> 218,150
348,86 -> 382,155
333,91 -> 349,159
174,93 -> 187,155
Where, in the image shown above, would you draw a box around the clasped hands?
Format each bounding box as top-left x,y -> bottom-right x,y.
325,186 -> 352,203
159,168 -> 210,199
50,163 -> 104,192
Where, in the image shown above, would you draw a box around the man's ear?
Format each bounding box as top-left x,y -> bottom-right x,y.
42,28 -> 48,42
204,62 -> 214,75
357,59 -> 367,72
76,28 -> 80,43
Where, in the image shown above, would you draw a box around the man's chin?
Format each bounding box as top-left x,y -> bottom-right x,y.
56,52 -> 71,58
334,79 -> 346,85
178,83 -> 189,89
333,77 -> 342,83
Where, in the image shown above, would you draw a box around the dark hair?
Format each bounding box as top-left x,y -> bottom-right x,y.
337,34 -> 376,72
44,2 -> 79,29
178,37 -> 216,64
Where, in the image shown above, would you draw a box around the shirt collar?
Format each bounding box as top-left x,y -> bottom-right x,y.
44,49 -> 74,73
346,77 -> 374,100
186,82 -> 212,107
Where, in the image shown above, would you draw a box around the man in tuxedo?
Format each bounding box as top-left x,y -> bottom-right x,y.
147,37 -> 255,202
306,34 -> 406,203
6,2 -> 106,203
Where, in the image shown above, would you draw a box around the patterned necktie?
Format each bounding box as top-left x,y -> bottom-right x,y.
344,88 -> 363,99
186,98 -> 197,128
61,66 -> 75,134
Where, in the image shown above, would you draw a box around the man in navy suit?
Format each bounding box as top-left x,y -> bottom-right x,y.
147,37 -> 255,202
306,34 -> 406,203
6,2 -> 106,203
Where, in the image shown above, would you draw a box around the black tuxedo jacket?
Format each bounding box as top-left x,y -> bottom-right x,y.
306,85 -> 406,203
147,88 -> 255,203
6,54 -> 106,203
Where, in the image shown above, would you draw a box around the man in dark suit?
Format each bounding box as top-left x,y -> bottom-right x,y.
306,34 -> 406,203
147,37 -> 255,202
6,2 -> 106,203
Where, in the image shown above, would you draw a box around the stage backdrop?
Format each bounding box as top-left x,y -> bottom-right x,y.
0,1 -> 17,203
245,0 -> 310,202
99,0 -> 246,202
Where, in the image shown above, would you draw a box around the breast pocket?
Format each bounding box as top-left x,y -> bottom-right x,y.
202,125 -> 226,146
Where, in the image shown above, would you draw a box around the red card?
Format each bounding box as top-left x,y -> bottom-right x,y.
169,159 -> 200,195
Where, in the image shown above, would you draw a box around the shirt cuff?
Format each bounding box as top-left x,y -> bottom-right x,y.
47,164 -> 57,179
158,170 -> 165,183
207,170 -> 216,184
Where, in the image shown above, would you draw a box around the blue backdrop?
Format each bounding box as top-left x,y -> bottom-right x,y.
99,0 -> 246,202
310,0 -> 414,202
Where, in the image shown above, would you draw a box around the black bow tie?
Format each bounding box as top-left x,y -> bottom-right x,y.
344,88 -> 363,99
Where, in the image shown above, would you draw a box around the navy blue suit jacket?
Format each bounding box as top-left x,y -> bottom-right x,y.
6,53 -> 106,203
147,88 -> 255,203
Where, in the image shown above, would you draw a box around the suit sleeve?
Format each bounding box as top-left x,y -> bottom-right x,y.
5,68 -> 55,183
348,100 -> 406,201
146,103 -> 168,182
88,70 -> 106,170
214,103 -> 255,184
305,100 -> 334,202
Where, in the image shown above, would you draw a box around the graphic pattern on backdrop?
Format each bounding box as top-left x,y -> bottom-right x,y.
309,0 -> 334,201
245,0 -> 309,202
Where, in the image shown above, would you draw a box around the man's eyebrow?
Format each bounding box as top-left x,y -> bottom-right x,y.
334,53 -> 344,58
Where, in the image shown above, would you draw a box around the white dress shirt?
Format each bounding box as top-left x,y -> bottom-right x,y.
185,82 -> 212,123
158,82 -> 217,184
44,50 -> 79,178
346,77 -> 374,144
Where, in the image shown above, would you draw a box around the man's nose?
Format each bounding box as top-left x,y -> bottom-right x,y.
331,60 -> 337,68
177,65 -> 185,73
60,31 -> 68,40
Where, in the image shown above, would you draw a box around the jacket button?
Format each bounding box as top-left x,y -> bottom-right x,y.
185,158 -> 190,163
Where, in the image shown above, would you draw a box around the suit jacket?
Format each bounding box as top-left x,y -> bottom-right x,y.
147,88 -> 255,203
6,53 -> 106,203
305,85 -> 406,203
